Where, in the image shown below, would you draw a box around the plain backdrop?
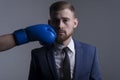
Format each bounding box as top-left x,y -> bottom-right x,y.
0,0 -> 120,80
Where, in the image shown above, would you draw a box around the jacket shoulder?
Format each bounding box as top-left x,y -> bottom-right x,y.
74,40 -> 96,49
74,40 -> 97,56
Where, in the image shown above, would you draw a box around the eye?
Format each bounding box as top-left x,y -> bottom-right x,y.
63,18 -> 69,23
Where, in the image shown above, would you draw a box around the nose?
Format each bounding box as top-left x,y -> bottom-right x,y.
58,20 -> 64,29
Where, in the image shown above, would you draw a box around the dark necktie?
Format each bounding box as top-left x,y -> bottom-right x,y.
61,47 -> 71,80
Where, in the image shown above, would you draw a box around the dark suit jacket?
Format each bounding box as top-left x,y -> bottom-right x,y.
28,40 -> 102,80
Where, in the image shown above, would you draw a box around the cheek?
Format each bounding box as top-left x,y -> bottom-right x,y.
67,22 -> 75,30
66,25 -> 74,34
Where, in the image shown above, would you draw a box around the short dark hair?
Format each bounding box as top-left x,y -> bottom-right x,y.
49,1 -> 76,17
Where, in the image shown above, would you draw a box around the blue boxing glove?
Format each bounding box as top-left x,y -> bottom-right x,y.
13,24 -> 56,45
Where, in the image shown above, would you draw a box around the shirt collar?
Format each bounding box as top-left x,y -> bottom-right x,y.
67,38 -> 75,54
54,38 -> 75,53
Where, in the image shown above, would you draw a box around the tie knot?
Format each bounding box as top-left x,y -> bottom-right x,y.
62,47 -> 69,53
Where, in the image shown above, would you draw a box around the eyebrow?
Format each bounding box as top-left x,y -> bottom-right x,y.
62,17 -> 70,20
52,17 -> 70,20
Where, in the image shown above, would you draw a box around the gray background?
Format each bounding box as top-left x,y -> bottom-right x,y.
0,0 -> 120,80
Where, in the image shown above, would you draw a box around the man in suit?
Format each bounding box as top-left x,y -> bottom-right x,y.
28,1 -> 102,80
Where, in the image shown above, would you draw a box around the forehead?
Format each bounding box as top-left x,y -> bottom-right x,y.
50,9 -> 75,19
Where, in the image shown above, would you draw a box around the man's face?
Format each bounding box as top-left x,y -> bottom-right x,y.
49,8 -> 78,43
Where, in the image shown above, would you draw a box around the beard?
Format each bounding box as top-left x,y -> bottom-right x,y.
55,29 -> 73,43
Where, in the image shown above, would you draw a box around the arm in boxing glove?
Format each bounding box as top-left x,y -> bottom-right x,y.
13,24 -> 56,45
0,24 -> 56,52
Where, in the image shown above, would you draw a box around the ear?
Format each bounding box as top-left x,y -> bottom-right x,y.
74,18 -> 78,28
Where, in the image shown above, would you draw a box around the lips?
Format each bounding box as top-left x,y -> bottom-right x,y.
57,30 -> 65,35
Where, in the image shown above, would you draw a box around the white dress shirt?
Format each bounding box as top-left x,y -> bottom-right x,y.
53,38 -> 75,78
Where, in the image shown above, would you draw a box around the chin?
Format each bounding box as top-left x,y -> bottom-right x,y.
56,36 -> 70,43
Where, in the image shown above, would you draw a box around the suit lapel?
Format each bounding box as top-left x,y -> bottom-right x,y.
46,46 -> 58,80
73,40 -> 83,80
